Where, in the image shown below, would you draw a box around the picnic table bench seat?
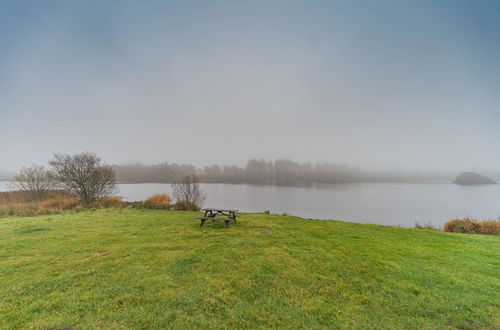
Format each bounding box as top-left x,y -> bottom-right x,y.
197,208 -> 239,227
197,216 -> 233,227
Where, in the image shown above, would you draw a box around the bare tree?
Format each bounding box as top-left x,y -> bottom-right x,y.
9,165 -> 55,201
172,174 -> 206,210
49,152 -> 116,206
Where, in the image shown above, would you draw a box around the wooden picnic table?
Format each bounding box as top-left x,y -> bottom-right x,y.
198,208 -> 239,227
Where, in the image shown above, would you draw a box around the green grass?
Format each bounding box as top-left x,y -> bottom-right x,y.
0,209 -> 499,329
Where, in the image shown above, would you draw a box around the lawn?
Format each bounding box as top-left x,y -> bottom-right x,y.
0,209 -> 498,329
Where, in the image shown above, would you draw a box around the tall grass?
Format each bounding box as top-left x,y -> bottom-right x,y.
1,190 -> 179,217
443,218 -> 500,235
0,191 -> 129,217
0,190 -> 71,204
144,194 -> 171,209
171,201 -> 199,211
91,196 -> 126,208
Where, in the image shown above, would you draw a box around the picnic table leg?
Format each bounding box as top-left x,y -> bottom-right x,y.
231,212 -> 237,224
200,218 -> 207,227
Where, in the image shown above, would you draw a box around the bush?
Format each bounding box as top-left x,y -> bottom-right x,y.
49,152 -> 116,206
443,218 -> 500,235
263,210 -> 270,215
171,201 -> 199,211
144,194 -> 171,210
171,175 -> 206,210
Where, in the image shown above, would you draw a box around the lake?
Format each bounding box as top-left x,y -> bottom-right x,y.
2,181 -> 500,227
116,182 -> 500,227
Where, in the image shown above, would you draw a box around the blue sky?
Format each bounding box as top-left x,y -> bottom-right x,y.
1,0 -> 499,171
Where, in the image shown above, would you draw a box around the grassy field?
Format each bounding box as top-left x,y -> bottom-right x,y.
0,209 -> 498,329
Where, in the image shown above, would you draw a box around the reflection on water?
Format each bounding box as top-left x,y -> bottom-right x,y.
1,180 -> 499,227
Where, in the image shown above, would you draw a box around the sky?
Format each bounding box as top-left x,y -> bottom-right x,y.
1,0 -> 499,172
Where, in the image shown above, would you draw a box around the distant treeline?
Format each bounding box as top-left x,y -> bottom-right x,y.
0,159 -> 458,186
116,159 -> 366,185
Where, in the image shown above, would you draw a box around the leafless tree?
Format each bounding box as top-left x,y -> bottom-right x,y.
49,152 -> 116,206
9,165 -> 55,201
172,174 -> 206,210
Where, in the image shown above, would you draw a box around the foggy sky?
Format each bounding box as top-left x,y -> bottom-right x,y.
1,0 -> 499,172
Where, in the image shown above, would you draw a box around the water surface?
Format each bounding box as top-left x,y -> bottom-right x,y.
2,181 -> 499,227
117,182 -> 500,227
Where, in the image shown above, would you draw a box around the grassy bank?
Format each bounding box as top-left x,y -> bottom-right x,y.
0,209 -> 498,329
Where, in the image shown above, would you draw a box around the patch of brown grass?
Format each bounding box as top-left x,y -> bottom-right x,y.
0,190 -> 128,217
144,194 -> 171,210
92,196 -> 125,208
0,190 -> 73,205
171,201 -> 199,211
39,198 -> 81,210
476,220 -> 500,234
443,218 -> 500,235
0,203 -> 56,217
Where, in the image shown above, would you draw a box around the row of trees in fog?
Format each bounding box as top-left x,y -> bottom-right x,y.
116,159 -> 365,185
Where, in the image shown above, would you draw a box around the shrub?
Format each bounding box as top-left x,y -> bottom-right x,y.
171,201 -> 199,211
443,218 -> 500,235
49,152 -> 116,206
443,218 -> 479,234
171,175 -> 206,210
9,165 -> 56,201
263,210 -> 270,215
144,194 -> 171,210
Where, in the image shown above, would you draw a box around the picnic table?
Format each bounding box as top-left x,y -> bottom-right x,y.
198,208 -> 239,227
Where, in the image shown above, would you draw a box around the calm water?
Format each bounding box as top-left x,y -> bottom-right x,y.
2,181 -> 500,227
118,182 -> 500,227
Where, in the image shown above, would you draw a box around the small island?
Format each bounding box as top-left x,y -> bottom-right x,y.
454,172 -> 497,185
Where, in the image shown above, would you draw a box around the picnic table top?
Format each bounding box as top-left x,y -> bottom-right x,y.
201,208 -> 238,212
